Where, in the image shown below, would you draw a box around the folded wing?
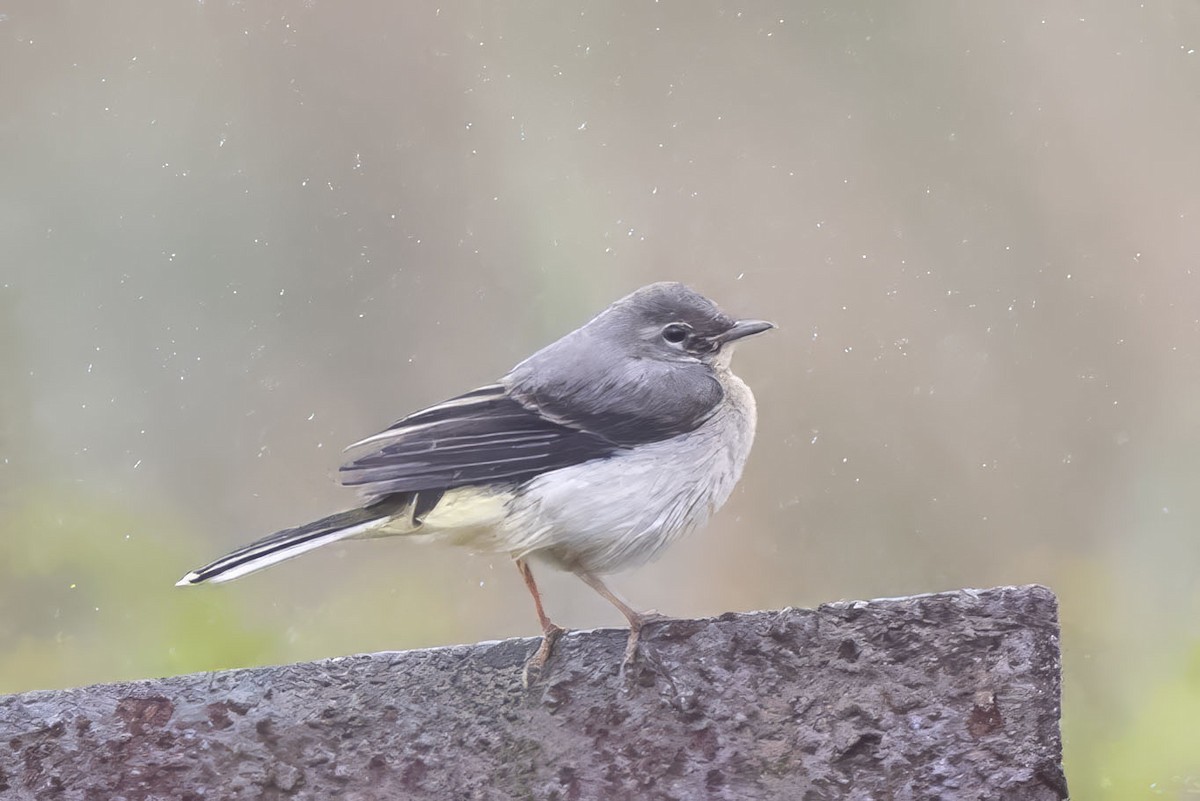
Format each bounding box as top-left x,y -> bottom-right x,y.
339,384 -> 623,498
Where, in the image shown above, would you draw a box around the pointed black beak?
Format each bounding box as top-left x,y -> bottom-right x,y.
718,319 -> 776,344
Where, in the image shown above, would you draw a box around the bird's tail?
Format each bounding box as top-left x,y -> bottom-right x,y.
176,497 -> 409,586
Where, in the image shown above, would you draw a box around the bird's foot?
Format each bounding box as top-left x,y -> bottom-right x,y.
522,622 -> 566,687
620,611 -> 674,670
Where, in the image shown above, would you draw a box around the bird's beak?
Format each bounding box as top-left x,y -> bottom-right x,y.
718,319 -> 776,344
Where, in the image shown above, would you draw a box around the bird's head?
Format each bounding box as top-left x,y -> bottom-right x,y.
598,282 -> 775,367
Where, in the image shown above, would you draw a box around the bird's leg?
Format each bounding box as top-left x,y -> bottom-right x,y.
575,570 -> 668,665
516,558 -> 565,682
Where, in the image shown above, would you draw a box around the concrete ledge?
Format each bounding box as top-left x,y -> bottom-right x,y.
0,585 -> 1066,800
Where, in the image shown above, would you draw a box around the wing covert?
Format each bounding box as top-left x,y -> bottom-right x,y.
339,385 -> 621,498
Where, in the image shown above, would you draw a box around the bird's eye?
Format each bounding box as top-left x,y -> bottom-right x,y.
661,323 -> 690,344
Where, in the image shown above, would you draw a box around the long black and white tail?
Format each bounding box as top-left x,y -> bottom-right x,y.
176,498 -> 408,586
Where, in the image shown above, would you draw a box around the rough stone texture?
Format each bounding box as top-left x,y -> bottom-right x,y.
0,585 -> 1066,801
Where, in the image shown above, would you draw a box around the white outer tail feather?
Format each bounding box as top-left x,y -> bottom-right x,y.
175,516 -> 391,586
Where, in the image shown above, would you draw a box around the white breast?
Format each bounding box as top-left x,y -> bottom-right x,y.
499,369 -> 758,575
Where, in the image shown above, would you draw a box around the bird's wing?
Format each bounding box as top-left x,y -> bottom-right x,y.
339,384 -> 623,497
505,347 -> 727,446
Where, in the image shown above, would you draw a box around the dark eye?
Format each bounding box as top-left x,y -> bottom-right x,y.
661,323 -> 690,344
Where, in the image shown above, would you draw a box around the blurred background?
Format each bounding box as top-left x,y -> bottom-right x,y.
2,1 -> 1198,796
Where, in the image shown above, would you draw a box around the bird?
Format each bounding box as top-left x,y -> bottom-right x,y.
177,282 -> 774,677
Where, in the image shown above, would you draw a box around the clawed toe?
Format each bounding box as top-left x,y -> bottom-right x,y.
621,612 -> 673,667
621,630 -> 641,667
522,624 -> 565,687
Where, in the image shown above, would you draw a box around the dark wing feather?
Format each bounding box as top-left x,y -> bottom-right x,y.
339,385 -> 622,497
505,332 -> 726,446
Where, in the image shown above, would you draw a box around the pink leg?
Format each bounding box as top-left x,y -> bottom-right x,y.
516,559 -> 565,680
575,570 -> 668,664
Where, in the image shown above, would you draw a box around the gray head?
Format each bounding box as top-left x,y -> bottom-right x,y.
586,282 -> 775,365
505,282 -> 773,445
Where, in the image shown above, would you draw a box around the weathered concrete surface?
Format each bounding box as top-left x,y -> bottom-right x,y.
0,585 -> 1066,800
